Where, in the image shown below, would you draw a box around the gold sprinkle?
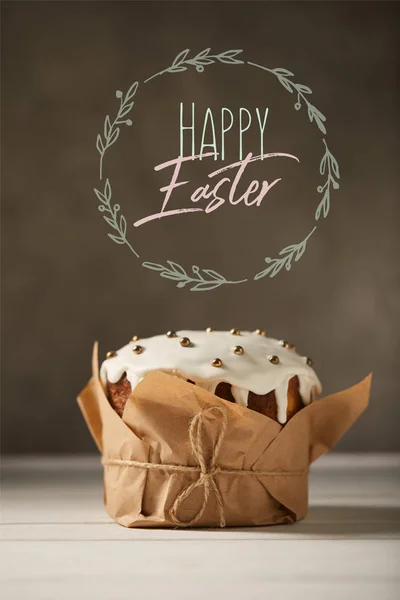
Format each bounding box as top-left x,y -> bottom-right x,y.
230,328 -> 241,335
280,340 -> 290,349
290,344 -> 296,351
132,345 -> 143,354
233,345 -> 244,355
206,327 -> 215,333
255,329 -> 266,336
269,355 -> 280,365
212,358 -> 223,368
166,331 -> 177,338
106,351 -> 117,359
131,335 -> 140,342
306,357 -> 313,367
180,337 -> 191,347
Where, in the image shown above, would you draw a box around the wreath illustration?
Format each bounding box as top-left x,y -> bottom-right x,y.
94,48 -> 340,291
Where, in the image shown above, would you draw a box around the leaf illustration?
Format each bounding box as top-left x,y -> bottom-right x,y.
104,179 -> 112,201
218,55 -> 243,64
107,128 -> 120,147
272,68 -> 294,78
142,262 -> 166,272
172,49 -> 190,66
254,269 -> 268,281
270,260 -> 285,277
315,202 -> 322,221
253,271 -> 265,281
94,188 -> 106,203
96,135 -> 104,154
319,154 -> 327,175
330,155 -> 340,179
279,244 -> 297,256
125,81 -> 139,101
194,57 -> 215,65
295,84 -> 312,94
295,244 -> 306,261
107,233 -> 125,244
254,261 -> 277,279
221,49 -> 243,59
315,191 -> 329,220
160,271 -> 184,281
167,261 -> 187,276
176,281 -> 187,288
191,281 -> 222,291
104,115 -> 111,138
312,107 -> 326,121
169,66 -> 188,73
277,77 -> 294,93
202,269 -> 225,281
323,194 -> 330,217
119,102 -> 134,119
119,215 -> 127,236
196,48 -> 211,59
103,216 -> 119,230
314,115 -> 327,134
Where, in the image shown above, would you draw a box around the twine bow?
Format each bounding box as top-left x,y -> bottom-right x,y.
169,405 -> 227,527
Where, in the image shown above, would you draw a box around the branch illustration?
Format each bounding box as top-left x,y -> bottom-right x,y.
96,82 -> 138,180
142,261 -> 247,291
254,227 -> 316,280
145,48 -> 244,83
248,63 -> 327,134
315,139 -> 340,220
94,178 -> 139,258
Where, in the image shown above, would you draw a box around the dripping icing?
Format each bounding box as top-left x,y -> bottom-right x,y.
100,330 -> 322,419
231,385 -> 249,408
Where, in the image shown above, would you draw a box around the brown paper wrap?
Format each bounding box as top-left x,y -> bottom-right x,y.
77,343 -> 371,528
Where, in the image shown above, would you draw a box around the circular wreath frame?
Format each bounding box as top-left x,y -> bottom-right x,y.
94,48 -> 340,291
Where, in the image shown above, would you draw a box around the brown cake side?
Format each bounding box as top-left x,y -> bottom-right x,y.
107,373 -> 304,423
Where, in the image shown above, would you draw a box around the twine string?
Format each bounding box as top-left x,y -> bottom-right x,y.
169,405 -> 227,527
102,405 -> 306,528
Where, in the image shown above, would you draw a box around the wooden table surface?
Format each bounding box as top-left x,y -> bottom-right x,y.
1,454 -> 399,600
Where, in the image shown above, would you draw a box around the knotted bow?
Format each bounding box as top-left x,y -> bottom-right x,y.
169,405 -> 227,527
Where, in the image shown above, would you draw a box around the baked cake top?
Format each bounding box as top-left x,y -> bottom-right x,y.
100,329 -> 322,424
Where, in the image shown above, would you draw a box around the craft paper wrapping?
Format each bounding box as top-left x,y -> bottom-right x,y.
77,343 -> 371,528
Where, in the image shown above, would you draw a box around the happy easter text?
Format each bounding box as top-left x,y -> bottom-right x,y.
133,103 -> 299,227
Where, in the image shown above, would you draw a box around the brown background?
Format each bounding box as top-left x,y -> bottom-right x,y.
2,0 -> 399,453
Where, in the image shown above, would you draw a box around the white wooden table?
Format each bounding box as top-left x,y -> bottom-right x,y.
1,454 -> 399,600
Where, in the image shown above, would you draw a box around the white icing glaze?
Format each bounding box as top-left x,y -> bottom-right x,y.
100,330 -> 322,424
275,376 -> 291,424
231,385 -> 249,408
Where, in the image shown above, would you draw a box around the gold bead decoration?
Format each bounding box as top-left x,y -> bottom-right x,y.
233,345 -> 244,355
269,355 -> 280,365
230,328 -> 241,335
290,344 -> 296,351
306,357 -> 313,367
206,327 -> 215,333
180,337 -> 191,347
212,358 -> 223,368
166,331 -> 177,338
280,340 -> 290,349
106,351 -> 117,359
131,335 -> 140,342
255,329 -> 266,336
132,345 -> 143,354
